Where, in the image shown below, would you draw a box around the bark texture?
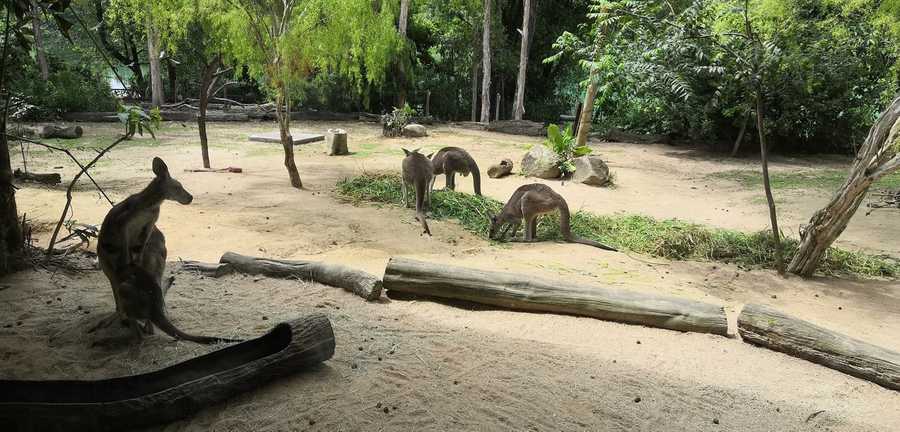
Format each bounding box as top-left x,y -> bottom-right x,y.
512,0 -> 533,120
479,0 -> 492,123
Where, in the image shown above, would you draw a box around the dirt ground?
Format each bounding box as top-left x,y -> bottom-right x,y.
2,121 -> 899,431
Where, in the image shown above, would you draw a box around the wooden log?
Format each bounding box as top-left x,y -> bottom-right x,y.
359,112 -> 382,123
61,112 -> 119,122
328,129 -> 349,156
13,169 -> 61,185
600,128 -> 672,145
0,314 -> 335,432
487,159 -> 513,178
485,120 -> 547,137
738,304 -> 900,391
221,252 -> 383,301
179,261 -> 234,277
204,113 -> 250,122
383,257 -> 728,335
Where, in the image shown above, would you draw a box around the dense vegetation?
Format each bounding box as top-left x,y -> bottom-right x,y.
338,173 -> 900,277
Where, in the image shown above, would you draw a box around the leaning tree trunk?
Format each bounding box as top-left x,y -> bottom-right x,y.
575,66 -> 600,147
147,19 -> 164,107
787,95 -> 900,276
512,0 -> 533,120
31,1 -> 49,81
755,89 -> 784,273
479,0 -> 492,123
275,80 -> 302,189
197,55 -> 222,169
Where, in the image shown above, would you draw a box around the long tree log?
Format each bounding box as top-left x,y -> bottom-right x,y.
221,252 -> 382,301
738,304 -> 900,391
14,124 -> 83,139
13,169 -> 61,185
0,315 -> 335,432
383,257 -> 728,335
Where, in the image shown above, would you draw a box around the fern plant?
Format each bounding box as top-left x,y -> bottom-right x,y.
546,123 -> 592,175
117,105 -> 161,139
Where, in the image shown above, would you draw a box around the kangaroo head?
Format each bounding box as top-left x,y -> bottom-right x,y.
488,214 -> 502,240
402,148 -> 420,157
152,157 -> 193,205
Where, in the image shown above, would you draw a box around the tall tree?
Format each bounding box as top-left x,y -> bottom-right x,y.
512,0 -> 533,120
399,0 -> 410,36
479,0 -> 491,123
31,1 -> 49,80
396,0 -> 411,107
146,15 -> 164,107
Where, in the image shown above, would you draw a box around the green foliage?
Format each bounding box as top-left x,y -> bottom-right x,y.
338,173 -> 900,278
382,104 -> 418,137
11,67 -> 117,120
117,105 -> 161,138
545,123 -> 591,175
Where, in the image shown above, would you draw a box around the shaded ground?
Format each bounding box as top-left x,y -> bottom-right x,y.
2,121 -> 899,430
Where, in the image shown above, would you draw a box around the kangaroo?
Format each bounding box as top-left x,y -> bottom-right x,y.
93,157 -> 193,333
401,148 -> 435,236
488,183 -> 618,251
431,146 -> 482,195
116,257 -> 239,344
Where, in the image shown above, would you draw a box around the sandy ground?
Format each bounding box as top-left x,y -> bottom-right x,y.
2,121 -> 899,431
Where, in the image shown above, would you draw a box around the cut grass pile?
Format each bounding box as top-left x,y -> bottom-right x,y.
337,173 -> 900,278
708,169 -> 900,191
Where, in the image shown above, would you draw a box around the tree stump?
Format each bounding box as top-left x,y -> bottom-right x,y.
328,129 -> 349,156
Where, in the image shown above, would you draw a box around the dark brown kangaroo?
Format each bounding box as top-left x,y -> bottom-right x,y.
488,184 -> 617,251
431,146 -> 481,195
402,148 -> 434,236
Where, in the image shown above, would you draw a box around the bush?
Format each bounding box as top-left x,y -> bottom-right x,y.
13,68 -> 117,120
382,104 -> 417,137
544,123 -> 591,175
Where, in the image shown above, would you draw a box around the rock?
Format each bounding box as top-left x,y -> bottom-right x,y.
571,156 -> 610,186
402,123 -> 428,138
521,144 -> 561,179
487,159 -> 514,178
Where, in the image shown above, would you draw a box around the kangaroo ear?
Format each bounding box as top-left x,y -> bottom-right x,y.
402,148 -> 411,156
426,152 -> 434,159
152,157 -> 169,178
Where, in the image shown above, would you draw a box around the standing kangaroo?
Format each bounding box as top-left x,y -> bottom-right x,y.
93,157 -> 193,335
488,183 -> 617,251
431,146 -> 482,195
401,148 -> 435,236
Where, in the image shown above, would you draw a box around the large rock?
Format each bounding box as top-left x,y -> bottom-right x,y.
402,123 -> 428,138
521,144 -> 561,179
571,155 -> 611,186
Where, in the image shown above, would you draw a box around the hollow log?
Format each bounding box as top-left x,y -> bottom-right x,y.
0,315 -> 335,432
383,257 -> 728,335
487,159 -> 513,178
221,252 -> 382,301
13,169 -> 61,185
328,129 -> 349,156
179,261 -> 234,277
738,304 -> 900,391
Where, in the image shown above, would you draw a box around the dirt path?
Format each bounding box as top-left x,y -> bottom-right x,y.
4,121 -> 900,430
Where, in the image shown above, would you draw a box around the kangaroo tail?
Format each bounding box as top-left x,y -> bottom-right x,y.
415,180 -> 432,236
153,311 -> 241,344
559,201 -> 618,251
469,156 -> 482,196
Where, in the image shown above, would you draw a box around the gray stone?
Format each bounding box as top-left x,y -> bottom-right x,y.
521,144 -> 561,179
571,155 -> 610,186
401,123 -> 428,138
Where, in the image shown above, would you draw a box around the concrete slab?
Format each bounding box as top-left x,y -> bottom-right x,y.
248,132 -> 325,145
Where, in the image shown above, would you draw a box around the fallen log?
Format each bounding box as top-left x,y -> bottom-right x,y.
13,169 -> 61,185
61,112 -> 119,122
485,120 -> 547,137
0,314 -> 335,432
184,167 -> 243,173
599,128 -> 672,145
221,252 -> 383,301
179,261 -> 234,277
15,124 -> 83,139
383,257 -> 728,335
738,304 -> 900,391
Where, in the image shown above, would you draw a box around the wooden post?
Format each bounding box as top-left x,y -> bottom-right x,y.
738,304 -> 900,391
495,92 -> 501,121
328,129 -> 349,156
425,90 -> 431,117
383,257 -> 728,335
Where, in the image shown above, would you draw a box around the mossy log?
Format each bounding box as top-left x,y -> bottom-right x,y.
0,315 -> 335,432
383,257 -> 728,335
738,304 -> 900,391
221,252 -> 382,301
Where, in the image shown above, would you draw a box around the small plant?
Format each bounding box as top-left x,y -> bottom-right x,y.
117,105 -> 162,139
382,103 -> 417,137
546,123 -> 591,175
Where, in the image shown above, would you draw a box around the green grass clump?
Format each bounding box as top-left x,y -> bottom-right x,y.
709,169 -> 900,191
337,173 -> 900,278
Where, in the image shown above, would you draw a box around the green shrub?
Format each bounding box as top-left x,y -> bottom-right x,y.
545,123 -> 591,175
382,104 -> 417,137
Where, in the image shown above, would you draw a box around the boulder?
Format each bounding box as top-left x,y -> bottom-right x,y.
487,159 -> 514,178
402,123 -> 428,138
521,144 -> 561,179
571,155 -> 610,186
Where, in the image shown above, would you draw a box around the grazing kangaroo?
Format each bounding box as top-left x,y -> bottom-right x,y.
488,183 -> 617,251
93,157 -> 193,334
401,148 -> 435,236
431,146 -> 482,195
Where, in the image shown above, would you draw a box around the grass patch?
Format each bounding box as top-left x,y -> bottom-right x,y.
337,172 -> 900,278
709,169 -> 900,191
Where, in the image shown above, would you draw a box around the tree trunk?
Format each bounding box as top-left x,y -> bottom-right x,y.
167,58 -> 178,102
512,0 -> 533,120
396,0 -> 411,108
731,111 -> 750,157
0,7 -> 21,276
755,90 -> 784,274
470,40 -> 479,122
787,95 -> 900,276
398,0 -> 410,36
198,56 -> 221,169
276,81 -> 302,189
479,0 -> 492,123
575,66 -> 599,147
32,1 -> 49,80
147,19 -> 164,107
